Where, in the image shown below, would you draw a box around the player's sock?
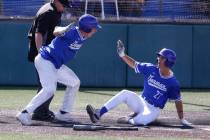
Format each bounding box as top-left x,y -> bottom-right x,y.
99,106 -> 108,117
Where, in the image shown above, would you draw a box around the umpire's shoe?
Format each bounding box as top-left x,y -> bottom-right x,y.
32,110 -> 55,121
86,104 -> 100,123
16,112 -> 32,125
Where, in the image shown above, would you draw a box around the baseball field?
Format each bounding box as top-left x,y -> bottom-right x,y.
0,87 -> 210,140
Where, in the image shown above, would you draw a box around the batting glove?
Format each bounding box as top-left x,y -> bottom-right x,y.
180,118 -> 192,126
117,40 -> 125,57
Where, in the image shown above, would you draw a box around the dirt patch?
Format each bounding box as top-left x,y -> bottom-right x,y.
0,109 -> 210,139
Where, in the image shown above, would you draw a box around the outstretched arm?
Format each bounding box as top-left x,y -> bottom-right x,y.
117,40 -> 136,69
175,100 -> 184,119
175,100 -> 192,126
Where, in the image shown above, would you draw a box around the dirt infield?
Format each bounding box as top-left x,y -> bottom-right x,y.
0,109 -> 210,139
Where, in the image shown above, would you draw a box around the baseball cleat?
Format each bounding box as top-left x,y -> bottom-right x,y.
32,110 -> 55,121
16,112 -> 32,126
55,112 -> 76,122
86,104 -> 100,123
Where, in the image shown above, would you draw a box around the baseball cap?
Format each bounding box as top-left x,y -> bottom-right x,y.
58,0 -> 70,8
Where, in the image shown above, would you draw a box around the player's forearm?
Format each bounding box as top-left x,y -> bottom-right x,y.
121,55 -> 136,69
53,23 -> 74,36
35,32 -> 43,50
53,26 -> 67,36
175,100 -> 184,119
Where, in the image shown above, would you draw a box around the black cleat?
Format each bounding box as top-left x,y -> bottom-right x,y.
86,104 -> 100,123
32,110 -> 55,121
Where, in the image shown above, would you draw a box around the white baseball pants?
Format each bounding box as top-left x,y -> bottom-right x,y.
104,90 -> 160,125
25,54 -> 80,114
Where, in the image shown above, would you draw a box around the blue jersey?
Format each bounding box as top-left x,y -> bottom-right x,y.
135,62 -> 181,109
40,26 -> 85,69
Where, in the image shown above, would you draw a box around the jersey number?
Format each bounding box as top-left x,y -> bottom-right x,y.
153,91 -> 163,99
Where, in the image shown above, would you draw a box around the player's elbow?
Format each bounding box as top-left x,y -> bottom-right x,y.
53,30 -> 60,36
53,27 -> 61,36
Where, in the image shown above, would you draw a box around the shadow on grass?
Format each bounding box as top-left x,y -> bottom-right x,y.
183,102 -> 210,108
80,90 -> 116,96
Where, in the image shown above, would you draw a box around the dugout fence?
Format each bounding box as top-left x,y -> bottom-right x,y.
1,1 -> 210,88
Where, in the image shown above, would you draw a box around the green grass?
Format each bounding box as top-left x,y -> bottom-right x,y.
0,88 -> 209,140
0,88 -> 209,112
165,91 -> 210,111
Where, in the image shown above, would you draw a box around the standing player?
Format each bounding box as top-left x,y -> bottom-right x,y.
16,14 -> 101,125
86,40 -> 192,126
27,0 -> 70,121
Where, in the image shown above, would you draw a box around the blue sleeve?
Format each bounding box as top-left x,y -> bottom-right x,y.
62,28 -> 74,40
168,84 -> 181,101
134,62 -> 154,75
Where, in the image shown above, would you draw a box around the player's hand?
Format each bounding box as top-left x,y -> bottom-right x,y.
180,118 -> 192,126
117,40 -> 125,57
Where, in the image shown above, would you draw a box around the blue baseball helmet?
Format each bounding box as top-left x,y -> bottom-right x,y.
156,48 -> 176,68
79,14 -> 101,33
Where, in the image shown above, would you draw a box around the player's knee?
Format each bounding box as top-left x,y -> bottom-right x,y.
117,90 -> 129,99
43,86 -> 56,95
120,89 -> 134,97
120,89 -> 129,94
72,78 -> 80,87
70,78 -> 80,88
75,78 -> 80,87
66,77 -> 80,88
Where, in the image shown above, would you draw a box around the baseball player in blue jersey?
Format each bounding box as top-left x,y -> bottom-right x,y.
16,14 -> 101,125
86,40 -> 192,126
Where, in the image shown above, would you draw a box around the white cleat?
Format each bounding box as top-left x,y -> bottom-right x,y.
16,112 -> 32,126
55,112 -> 75,122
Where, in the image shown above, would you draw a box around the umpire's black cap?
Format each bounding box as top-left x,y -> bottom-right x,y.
59,0 -> 70,8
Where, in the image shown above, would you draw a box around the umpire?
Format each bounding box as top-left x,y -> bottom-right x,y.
27,0 -> 70,121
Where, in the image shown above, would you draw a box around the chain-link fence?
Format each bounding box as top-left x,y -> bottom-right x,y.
1,0 -> 210,24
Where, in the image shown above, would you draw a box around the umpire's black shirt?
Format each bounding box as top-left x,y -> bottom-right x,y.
28,2 -> 62,45
28,2 -> 62,62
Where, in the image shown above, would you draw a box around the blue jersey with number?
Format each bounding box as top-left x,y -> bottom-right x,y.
135,62 -> 181,109
40,26 -> 85,69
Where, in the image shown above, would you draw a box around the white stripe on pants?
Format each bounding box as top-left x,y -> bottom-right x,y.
25,54 -> 80,114
104,90 -> 160,125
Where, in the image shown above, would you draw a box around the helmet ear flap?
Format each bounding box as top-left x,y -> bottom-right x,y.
80,25 -> 91,33
164,59 -> 169,67
164,59 -> 174,68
